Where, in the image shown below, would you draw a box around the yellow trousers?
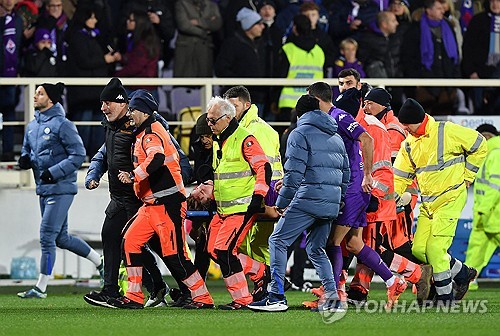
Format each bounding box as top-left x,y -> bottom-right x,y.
412,189 -> 467,273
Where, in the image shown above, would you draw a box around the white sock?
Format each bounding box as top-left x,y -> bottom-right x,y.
36,274 -> 50,292
86,249 -> 101,267
385,275 -> 396,287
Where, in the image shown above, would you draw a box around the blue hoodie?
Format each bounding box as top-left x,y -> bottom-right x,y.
21,103 -> 85,196
276,109 -> 350,219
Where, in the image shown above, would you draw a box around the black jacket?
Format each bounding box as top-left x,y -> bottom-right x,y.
462,12 -> 500,78
215,31 -> 267,103
357,30 -> 402,78
103,115 -> 140,202
401,19 -> 461,79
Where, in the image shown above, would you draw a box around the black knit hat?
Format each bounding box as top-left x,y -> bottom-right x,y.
364,87 -> 392,107
196,113 -> 212,135
476,123 -> 498,136
129,89 -> 158,114
335,88 -> 361,117
398,98 -> 426,124
100,77 -> 128,103
41,82 -> 64,104
295,94 -> 319,117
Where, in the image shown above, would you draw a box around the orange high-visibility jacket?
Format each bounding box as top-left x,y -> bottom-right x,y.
132,119 -> 186,204
356,112 -> 396,222
380,110 -> 419,208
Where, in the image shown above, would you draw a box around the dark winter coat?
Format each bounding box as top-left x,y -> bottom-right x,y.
400,19 -> 461,78
276,110 -> 350,219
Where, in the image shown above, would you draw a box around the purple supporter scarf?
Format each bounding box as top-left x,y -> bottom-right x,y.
420,13 -> 458,71
2,13 -> 18,77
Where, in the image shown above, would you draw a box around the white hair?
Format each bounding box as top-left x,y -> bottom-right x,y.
207,96 -> 236,118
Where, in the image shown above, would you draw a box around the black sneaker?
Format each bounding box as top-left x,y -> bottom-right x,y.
183,301 -> 215,309
168,293 -> 192,307
346,287 -> 368,306
168,288 -> 182,302
107,296 -> 144,309
218,301 -> 249,310
252,267 -> 270,302
83,290 -> 119,308
454,267 -> 478,301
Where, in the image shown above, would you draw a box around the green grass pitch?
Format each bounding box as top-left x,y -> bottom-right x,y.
0,280 -> 498,336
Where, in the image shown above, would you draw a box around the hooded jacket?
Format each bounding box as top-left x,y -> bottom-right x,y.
277,110 -> 350,219
21,103 -> 85,196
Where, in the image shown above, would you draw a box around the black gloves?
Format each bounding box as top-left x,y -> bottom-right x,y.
40,169 -> 55,184
247,194 -> 265,217
18,155 -> 31,170
366,195 -> 379,213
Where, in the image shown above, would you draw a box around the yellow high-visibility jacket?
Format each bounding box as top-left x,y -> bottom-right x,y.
393,115 -> 487,214
473,135 -> 500,232
240,104 -> 283,181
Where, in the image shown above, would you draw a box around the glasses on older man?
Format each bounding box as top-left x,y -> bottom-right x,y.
206,114 -> 226,126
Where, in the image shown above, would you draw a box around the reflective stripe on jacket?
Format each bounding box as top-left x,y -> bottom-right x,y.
393,115 -> 487,213
133,120 -> 186,204
213,126 -> 257,215
357,112 -> 396,221
240,104 -> 283,180
278,43 -> 324,109
473,136 -> 500,233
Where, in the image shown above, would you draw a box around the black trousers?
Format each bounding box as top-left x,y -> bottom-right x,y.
101,198 -> 165,296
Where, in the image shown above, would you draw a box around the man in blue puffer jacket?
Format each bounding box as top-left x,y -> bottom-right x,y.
17,83 -> 103,299
249,94 -> 350,312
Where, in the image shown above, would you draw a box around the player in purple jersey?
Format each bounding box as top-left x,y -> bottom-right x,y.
307,82 -> 408,310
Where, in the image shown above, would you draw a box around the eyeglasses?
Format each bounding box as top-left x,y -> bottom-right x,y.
206,114 -> 226,126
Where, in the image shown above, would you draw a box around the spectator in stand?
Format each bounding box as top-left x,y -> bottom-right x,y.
462,0 -> 500,115
173,0 -> 222,77
357,11 -> 404,111
328,0 -> 380,47
215,8 -> 268,114
14,0 -> 38,41
22,27 -> 57,77
36,0 -> 70,76
442,0 -> 463,59
115,10 -> 159,100
0,0 -> 24,162
66,5 -> 120,159
121,0 -> 175,69
401,0 -> 461,115
300,1 -> 337,74
257,1 -> 283,119
389,0 -> 411,41
273,14 -> 325,131
333,38 -> 365,99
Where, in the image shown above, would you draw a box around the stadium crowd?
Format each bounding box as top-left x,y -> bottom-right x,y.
1,0 -> 499,161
